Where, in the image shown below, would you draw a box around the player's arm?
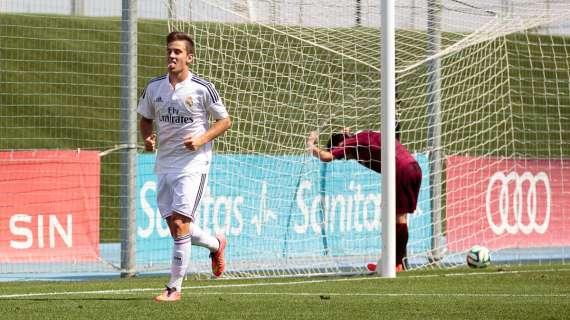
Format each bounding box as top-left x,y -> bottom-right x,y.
137,80 -> 157,152
306,131 -> 334,162
395,88 -> 402,140
140,116 -> 156,152
184,116 -> 231,151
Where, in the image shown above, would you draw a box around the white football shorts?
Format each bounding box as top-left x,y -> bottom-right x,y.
157,171 -> 208,220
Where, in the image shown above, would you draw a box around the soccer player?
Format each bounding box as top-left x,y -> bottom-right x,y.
138,31 -> 231,301
306,128 -> 421,272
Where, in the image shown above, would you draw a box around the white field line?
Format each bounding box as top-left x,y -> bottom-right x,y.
187,292 -> 570,298
0,267 -> 569,299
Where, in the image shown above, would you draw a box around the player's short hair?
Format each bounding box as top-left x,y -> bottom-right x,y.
326,133 -> 349,151
167,31 -> 195,55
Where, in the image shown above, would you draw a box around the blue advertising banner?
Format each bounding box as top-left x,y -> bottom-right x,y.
136,154 -> 431,264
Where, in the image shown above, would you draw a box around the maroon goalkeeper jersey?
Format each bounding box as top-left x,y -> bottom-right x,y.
330,130 -> 417,174
330,130 -> 422,214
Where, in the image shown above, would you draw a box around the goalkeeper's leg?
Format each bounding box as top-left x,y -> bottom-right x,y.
396,214 -> 409,271
366,215 -> 408,273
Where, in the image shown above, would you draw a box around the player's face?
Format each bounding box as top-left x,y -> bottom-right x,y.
166,40 -> 193,73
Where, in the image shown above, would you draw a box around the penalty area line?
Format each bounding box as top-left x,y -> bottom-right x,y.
191,291 -> 570,298
2,290 -> 568,300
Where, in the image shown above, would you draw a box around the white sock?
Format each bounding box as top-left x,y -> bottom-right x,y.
190,224 -> 219,252
167,233 -> 191,292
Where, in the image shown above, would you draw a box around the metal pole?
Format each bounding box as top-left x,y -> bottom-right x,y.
247,0 -> 257,23
120,0 -> 137,278
71,0 -> 84,16
410,0 -> 416,29
168,0 -> 175,20
297,0 -> 303,25
379,0 -> 396,278
270,0 -> 277,24
427,0 -> 443,263
319,163 -> 329,255
356,0 -> 362,27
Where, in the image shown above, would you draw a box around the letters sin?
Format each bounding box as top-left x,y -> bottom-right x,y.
0,150 -> 100,262
446,155 -> 570,251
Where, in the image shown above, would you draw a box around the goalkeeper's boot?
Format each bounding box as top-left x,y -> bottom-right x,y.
366,263 -> 406,273
154,286 -> 180,302
402,256 -> 410,271
210,233 -> 227,277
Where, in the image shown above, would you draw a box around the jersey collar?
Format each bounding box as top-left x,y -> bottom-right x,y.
169,71 -> 193,89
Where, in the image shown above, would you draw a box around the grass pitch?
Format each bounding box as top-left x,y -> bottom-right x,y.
1,264 -> 569,320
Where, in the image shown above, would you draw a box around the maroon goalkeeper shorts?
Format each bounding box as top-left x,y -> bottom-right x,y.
396,161 -> 422,214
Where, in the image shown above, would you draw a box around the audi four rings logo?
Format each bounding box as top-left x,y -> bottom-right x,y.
485,171 -> 551,235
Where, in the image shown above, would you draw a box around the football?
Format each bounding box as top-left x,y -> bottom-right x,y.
466,245 -> 491,268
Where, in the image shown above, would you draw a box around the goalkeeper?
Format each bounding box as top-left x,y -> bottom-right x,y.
306,126 -> 421,272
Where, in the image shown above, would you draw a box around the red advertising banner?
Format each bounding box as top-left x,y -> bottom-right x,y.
0,150 -> 100,262
446,156 -> 570,252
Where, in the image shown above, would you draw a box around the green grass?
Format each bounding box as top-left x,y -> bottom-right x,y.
0,264 -> 569,319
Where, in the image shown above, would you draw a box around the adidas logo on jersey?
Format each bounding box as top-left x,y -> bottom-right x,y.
155,96 -> 163,103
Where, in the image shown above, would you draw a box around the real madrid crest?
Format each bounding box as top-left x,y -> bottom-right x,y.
184,96 -> 193,111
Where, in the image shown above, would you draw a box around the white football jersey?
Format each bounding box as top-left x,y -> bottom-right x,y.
137,73 -> 229,174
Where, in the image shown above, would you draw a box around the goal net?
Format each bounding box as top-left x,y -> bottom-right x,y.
392,1 -> 570,268
163,0 -> 570,275
0,0 -> 569,278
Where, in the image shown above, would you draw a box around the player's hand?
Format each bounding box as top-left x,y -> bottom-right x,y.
307,131 -> 319,149
183,135 -> 206,151
144,133 -> 156,152
341,127 -> 351,135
